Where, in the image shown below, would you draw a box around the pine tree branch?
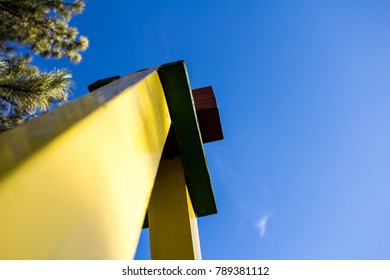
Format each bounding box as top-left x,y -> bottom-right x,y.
0,0 -> 87,130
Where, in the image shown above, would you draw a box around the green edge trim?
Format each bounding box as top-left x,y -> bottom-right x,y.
157,61 -> 217,217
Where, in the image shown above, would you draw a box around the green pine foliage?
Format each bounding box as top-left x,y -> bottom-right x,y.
0,0 -> 88,131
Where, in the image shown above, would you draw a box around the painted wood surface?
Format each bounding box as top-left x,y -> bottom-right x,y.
0,70 -> 171,259
148,157 -> 202,260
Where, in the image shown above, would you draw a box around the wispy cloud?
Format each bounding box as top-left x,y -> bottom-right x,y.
255,215 -> 271,238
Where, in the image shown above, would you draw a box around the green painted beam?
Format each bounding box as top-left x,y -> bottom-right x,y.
158,61 -> 217,217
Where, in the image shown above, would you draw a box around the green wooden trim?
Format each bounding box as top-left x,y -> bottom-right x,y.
158,61 -> 217,217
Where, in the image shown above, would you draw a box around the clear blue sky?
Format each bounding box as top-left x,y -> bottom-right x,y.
40,0 -> 390,259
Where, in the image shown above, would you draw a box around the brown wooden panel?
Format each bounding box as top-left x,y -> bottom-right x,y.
192,86 -> 216,110
192,86 -> 224,143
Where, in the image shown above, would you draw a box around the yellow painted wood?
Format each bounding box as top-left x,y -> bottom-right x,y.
148,157 -> 202,260
0,71 -> 171,259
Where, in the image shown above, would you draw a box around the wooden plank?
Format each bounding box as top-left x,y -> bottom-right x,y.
0,70 -> 170,259
192,86 -> 217,110
148,157 -> 202,260
192,86 -> 224,143
158,61 -> 217,217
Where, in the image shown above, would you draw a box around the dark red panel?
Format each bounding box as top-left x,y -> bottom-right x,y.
192,86 -> 224,143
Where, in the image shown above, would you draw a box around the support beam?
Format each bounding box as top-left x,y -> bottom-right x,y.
0,70 -> 170,259
158,61 -> 217,217
148,157 -> 202,260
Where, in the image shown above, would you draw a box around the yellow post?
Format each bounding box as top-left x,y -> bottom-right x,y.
148,157 -> 202,260
0,70 -> 171,259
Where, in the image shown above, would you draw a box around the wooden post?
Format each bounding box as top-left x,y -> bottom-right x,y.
0,70 -> 170,259
148,157 -> 202,260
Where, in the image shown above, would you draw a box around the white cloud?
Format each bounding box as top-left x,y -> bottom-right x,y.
255,215 -> 271,238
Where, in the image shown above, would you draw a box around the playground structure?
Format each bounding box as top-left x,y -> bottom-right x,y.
0,61 -> 223,259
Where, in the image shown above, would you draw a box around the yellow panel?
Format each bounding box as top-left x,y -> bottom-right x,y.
0,72 -> 171,259
148,157 -> 202,260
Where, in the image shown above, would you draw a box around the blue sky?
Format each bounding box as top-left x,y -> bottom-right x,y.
39,0 -> 390,259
